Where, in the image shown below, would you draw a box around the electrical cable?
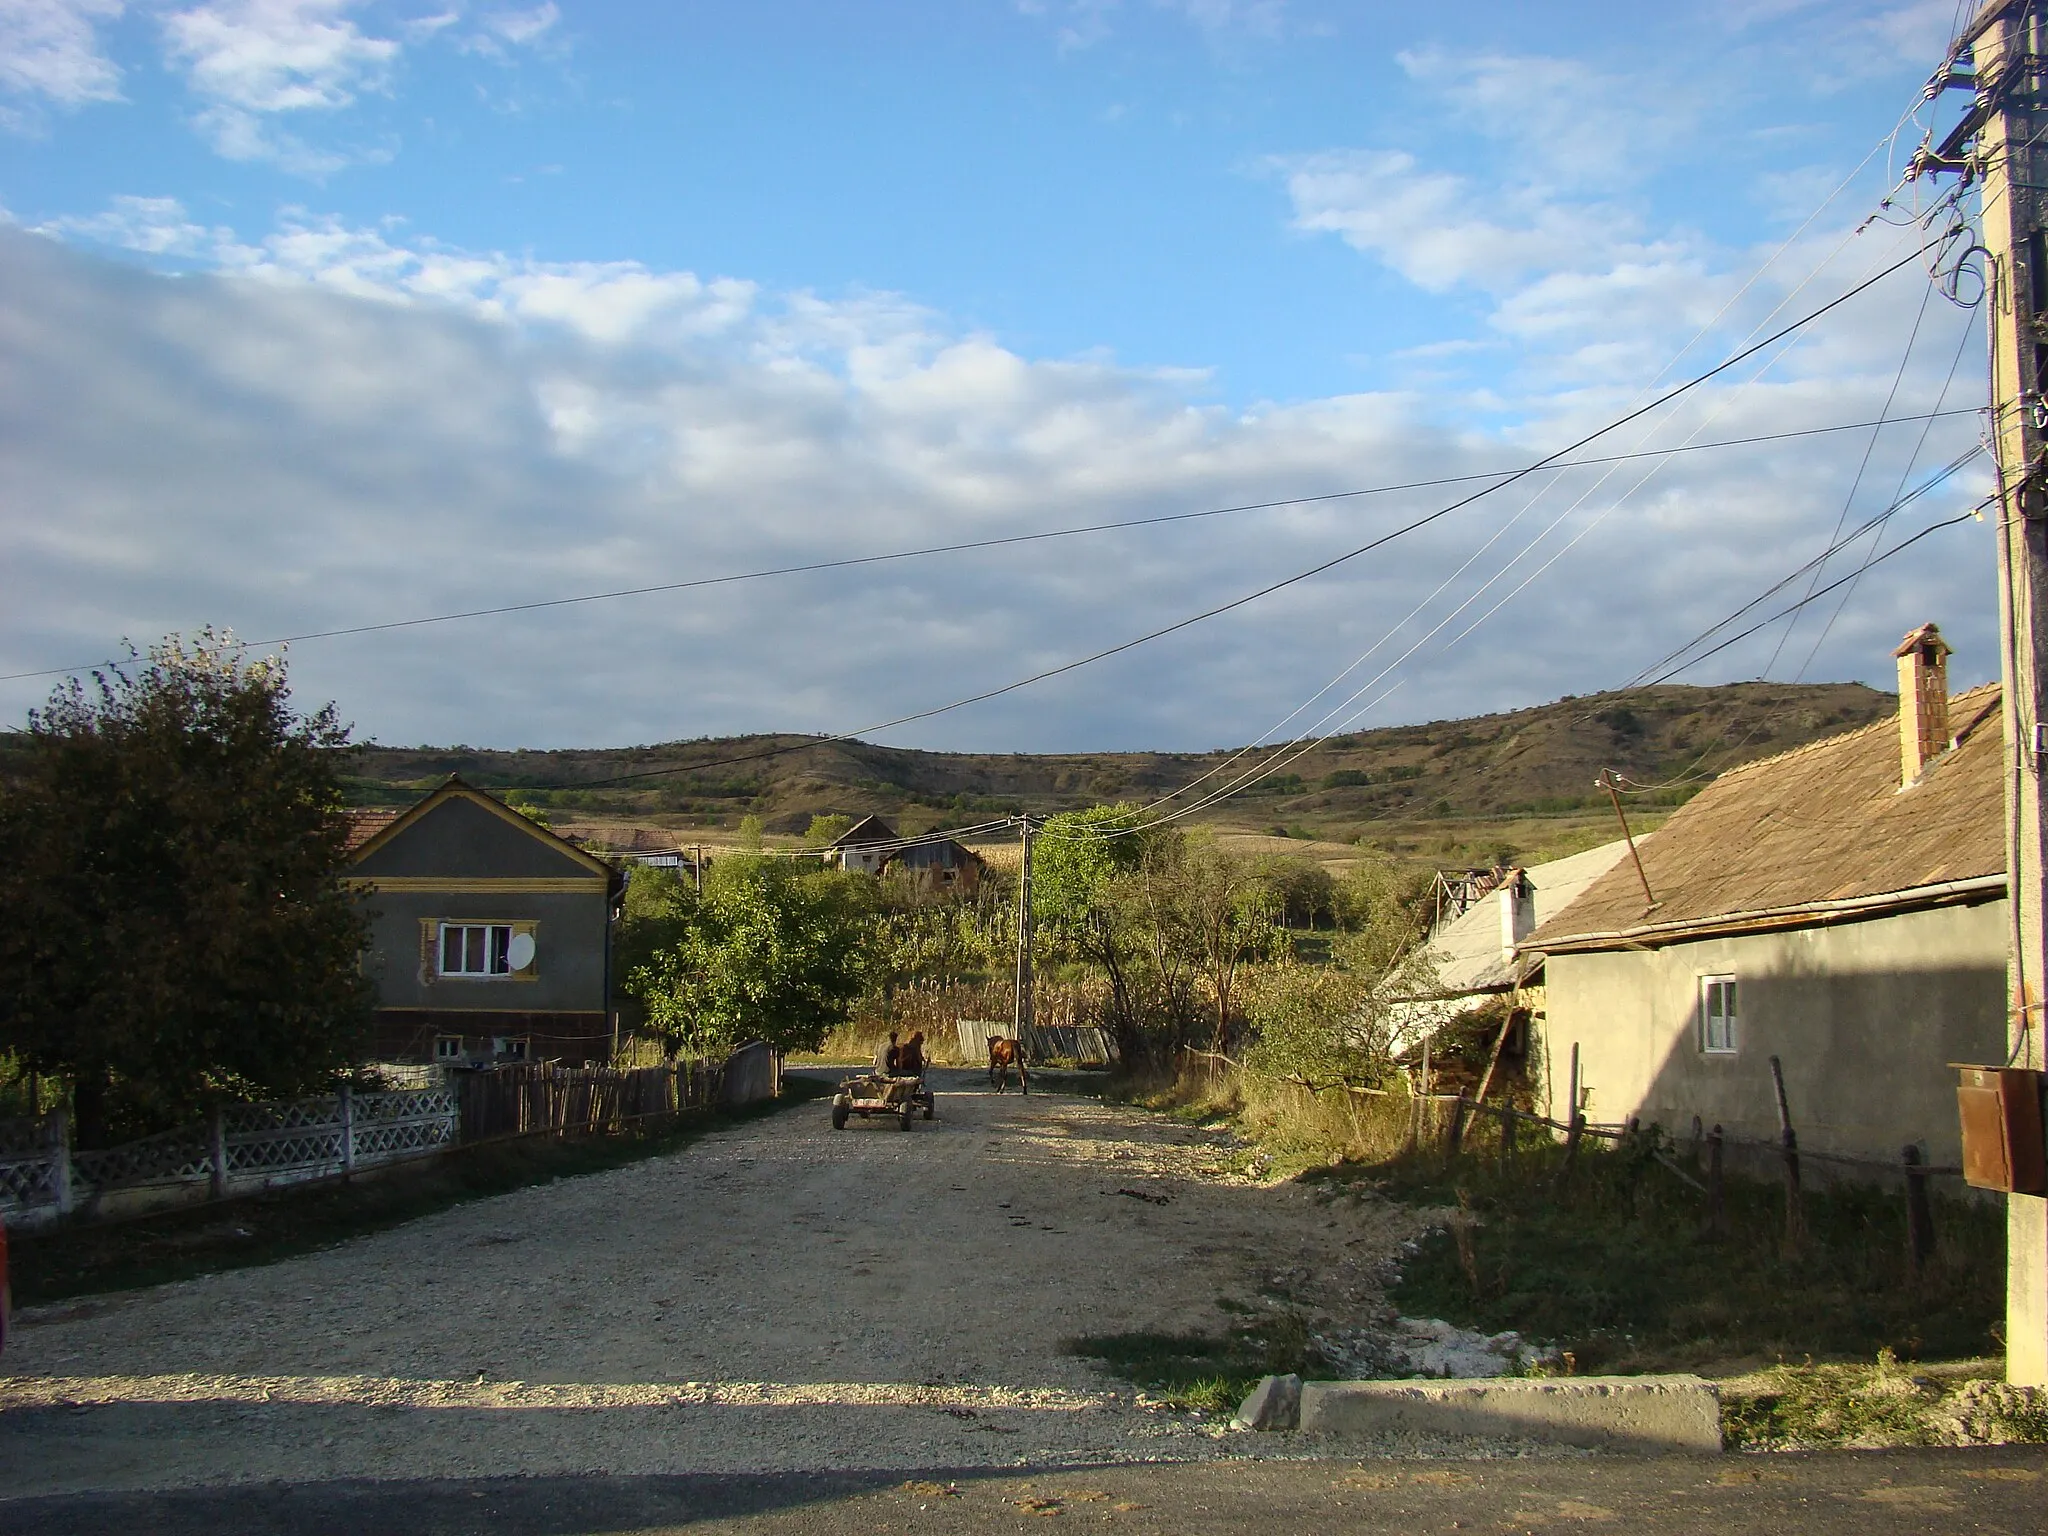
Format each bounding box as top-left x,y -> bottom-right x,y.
0,411 -> 1983,690
1106,236 -> 1971,836
523,240 -> 1936,798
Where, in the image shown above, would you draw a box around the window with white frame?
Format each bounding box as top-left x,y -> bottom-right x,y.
440,923 -> 513,977
1699,975 -> 1738,1055
434,1034 -> 465,1061
493,1035 -> 530,1061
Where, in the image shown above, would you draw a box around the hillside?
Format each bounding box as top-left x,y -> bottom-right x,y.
328,681 -> 1894,869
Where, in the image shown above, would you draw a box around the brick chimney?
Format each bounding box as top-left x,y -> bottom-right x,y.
1893,622 -> 1953,786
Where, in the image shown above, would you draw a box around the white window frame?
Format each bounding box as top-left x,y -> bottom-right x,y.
1699,974 -> 1738,1055
439,923 -> 513,978
434,1034 -> 465,1061
493,1035 -> 530,1062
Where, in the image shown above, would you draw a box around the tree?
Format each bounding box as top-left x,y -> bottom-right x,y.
1032,804 -> 1158,1063
629,855 -> 873,1058
0,633 -> 373,1146
804,813 -> 855,847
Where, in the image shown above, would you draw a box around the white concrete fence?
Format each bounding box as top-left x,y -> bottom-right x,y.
0,1086 -> 459,1228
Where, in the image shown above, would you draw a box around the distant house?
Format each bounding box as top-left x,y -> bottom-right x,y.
1523,624 -> 2005,1167
1387,838 -> 1642,1059
828,814 -> 986,894
346,776 -> 625,1067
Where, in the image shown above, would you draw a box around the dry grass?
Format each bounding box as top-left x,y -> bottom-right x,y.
1117,1059 -> 1417,1179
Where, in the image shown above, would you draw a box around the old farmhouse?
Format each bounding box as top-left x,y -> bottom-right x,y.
1522,625 -> 2005,1167
828,814 -> 987,894
346,776 -> 625,1067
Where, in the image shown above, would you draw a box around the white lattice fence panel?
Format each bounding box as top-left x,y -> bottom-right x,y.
72,1125 -> 212,1190
0,1153 -> 59,1212
352,1089 -> 457,1162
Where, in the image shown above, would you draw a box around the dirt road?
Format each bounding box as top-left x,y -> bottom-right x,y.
0,1070 -> 1432,1497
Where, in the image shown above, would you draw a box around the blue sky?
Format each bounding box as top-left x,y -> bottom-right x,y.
0,0 -> 2003,754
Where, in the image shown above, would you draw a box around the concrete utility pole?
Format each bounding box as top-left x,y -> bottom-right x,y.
1935,0 -> 2048,1385
1013,814 -> 1035,1044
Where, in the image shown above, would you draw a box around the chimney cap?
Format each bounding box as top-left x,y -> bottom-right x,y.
1894,621 -> 1952,660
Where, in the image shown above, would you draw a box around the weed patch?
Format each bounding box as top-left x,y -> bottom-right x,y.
1065,1310 -> 1325,1412
1346,1138 -> 2003,1374
1722,1352 -> 2048,1449
10,1079 -> 828,1306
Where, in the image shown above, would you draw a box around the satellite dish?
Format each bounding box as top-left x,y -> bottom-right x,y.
507,932 -> 537,971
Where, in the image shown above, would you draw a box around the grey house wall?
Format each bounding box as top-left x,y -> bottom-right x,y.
357,889 -> 608,1014
351,793 -> 615,1063
1539,899 -> 2006,1166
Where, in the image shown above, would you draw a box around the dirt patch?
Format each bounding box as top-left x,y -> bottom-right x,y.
0,1069 -> 1430,1494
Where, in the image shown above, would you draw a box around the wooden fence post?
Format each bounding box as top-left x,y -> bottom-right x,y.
207,1105 -> 228,1201
1446,1093 -> 1470,1159
49,1106 -> 73,1217
1701,1124 -> 1726,1241
1497,1105 -> 1514,1177
1688,1114 -> 1704,1173
1622,1115 -> 1644,1216
1903,1143 -> 1937,1279
339,1085 -> 355,1177
1770,1055 -> 1804,1251
1553,1112 -> 1586,1193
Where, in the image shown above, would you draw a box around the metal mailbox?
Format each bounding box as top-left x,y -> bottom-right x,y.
1957,1065 -> 2048,1195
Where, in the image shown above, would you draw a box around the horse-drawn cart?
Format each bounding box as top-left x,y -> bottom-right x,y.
830,1073 -> 934,1130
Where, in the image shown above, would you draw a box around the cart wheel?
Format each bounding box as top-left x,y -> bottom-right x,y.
899,1107 -> 915,1130
831,1102 -> 848,1130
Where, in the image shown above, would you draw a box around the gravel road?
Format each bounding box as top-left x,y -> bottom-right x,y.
0,1070 -> 1432,1497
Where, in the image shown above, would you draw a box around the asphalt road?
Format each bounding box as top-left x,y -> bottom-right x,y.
4,1448 -> 2045,1534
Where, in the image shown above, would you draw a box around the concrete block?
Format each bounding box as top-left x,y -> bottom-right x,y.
1233,1373 -> 1302,1430
1296,1375 -> 1721,1452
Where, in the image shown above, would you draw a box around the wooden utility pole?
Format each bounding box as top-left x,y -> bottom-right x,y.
1932,0 -> 2048,1384
1013,814 -> 1035,1044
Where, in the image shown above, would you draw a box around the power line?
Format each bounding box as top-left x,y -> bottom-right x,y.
1632,505 -> 1984,692
0,410 -> 1981,690
534,240 -> 1940,796
1610,443 -> 1984,696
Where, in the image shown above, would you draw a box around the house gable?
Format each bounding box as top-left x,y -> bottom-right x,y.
830,815 -> 900,849
350,780 -> 613,886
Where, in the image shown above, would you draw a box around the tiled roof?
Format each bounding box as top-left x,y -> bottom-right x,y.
1527,683 -> 2005,951
340,809 -> 401,851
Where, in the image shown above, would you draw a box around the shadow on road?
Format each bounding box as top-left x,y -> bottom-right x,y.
6,1449 -> 2048,1535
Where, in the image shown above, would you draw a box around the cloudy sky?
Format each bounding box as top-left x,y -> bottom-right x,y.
0,0 -> 2002,754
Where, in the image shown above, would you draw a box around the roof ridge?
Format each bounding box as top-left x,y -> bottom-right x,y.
1711,681 -> 2001,784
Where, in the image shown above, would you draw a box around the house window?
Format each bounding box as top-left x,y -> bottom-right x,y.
440,923 -> 512,976
493,1035 -> 530,1061
1700,975 -> 1738,1055
434,1034 -> 464,1061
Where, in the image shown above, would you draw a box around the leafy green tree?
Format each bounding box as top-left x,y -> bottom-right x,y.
0,633 -> 373,1146
629,855 -> 873,1058
1031,804 -> 1159,1062
804,813 -> 855,847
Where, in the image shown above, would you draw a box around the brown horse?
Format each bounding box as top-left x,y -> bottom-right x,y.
987,1035 -> 1029,1094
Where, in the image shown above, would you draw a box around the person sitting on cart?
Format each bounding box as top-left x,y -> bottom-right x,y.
874,1031 -> 900,1078
896,1031 -> 926,1079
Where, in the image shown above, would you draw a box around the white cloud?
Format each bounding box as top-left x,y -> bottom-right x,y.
460,1 -> 557,56
0,205 -> 1994,758
1280,148 -> 1622,293
159,0 -> 398,168
1394,47 -> 1696,189
0,0 -> 123,121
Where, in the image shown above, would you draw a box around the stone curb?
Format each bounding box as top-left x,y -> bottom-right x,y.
1236,1374 -> 1722,1452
